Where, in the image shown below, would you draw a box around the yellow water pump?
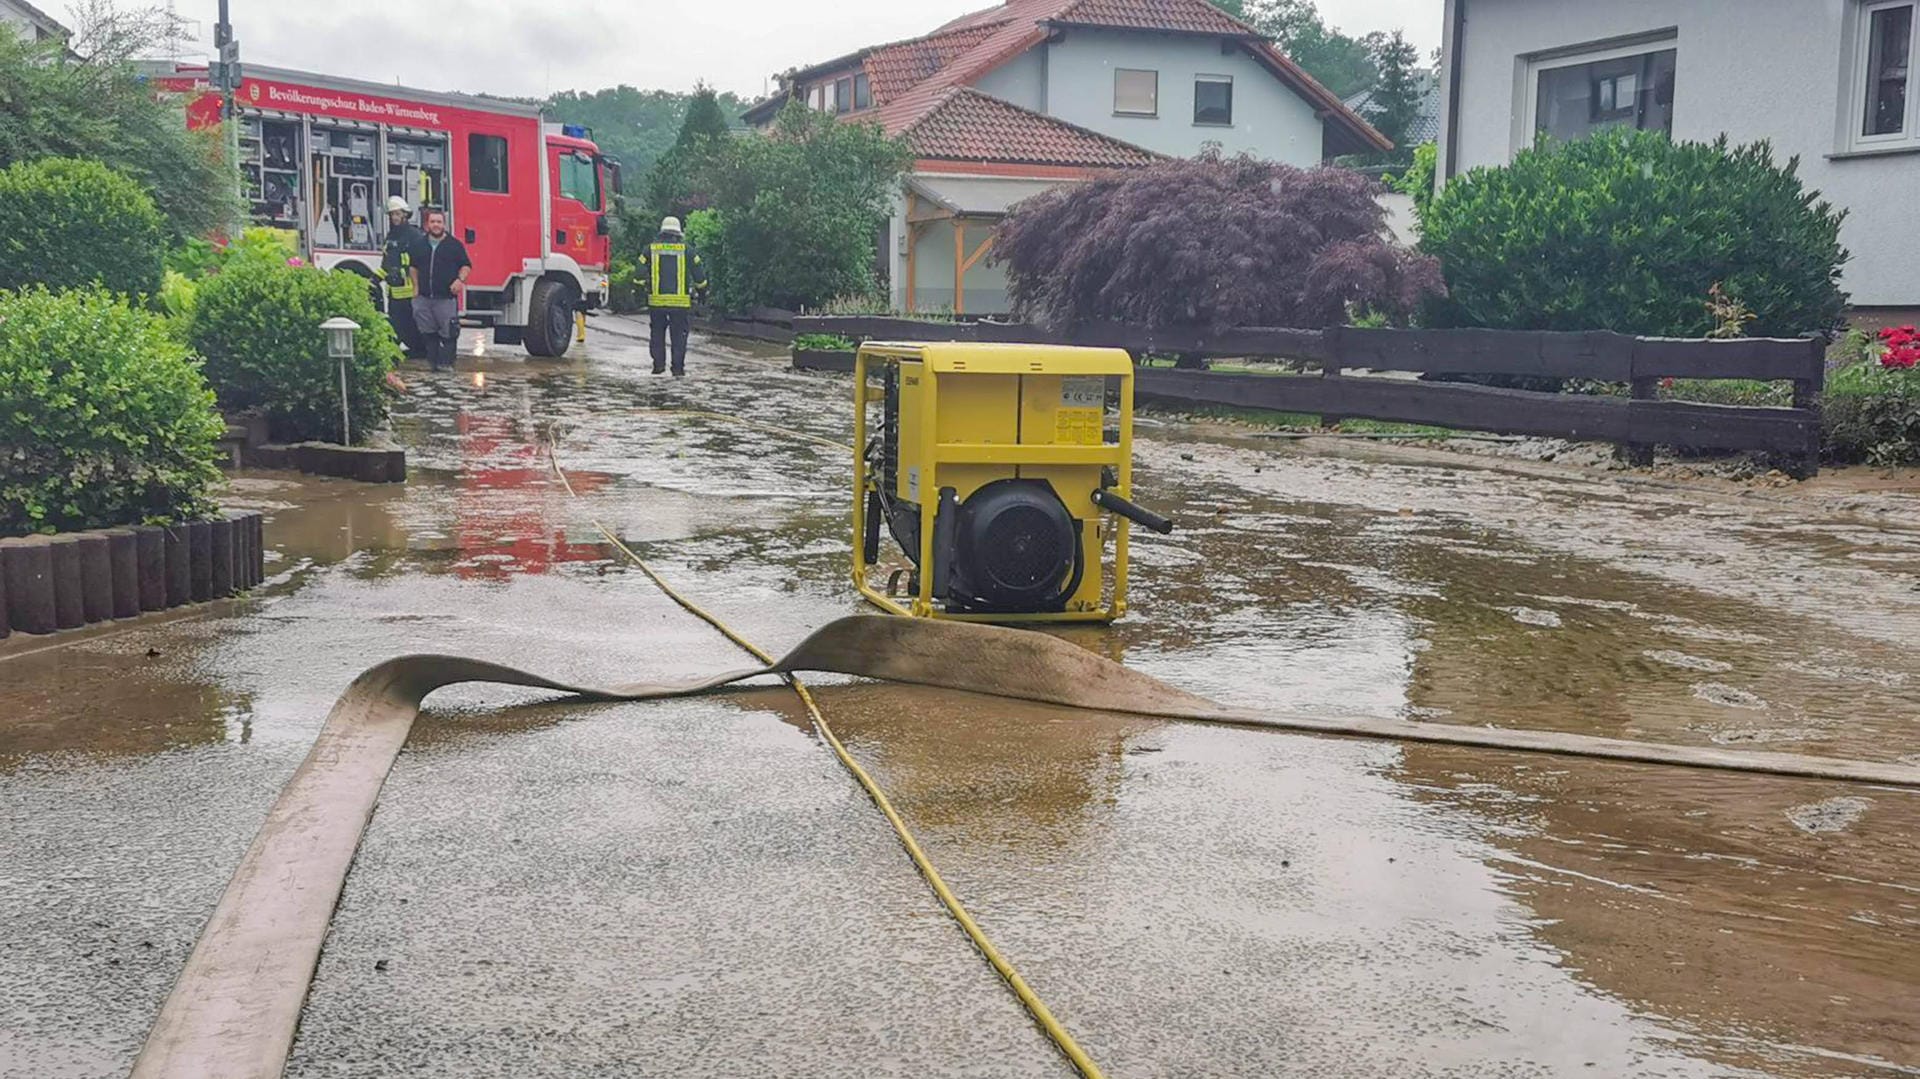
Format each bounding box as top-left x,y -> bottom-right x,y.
851,341 -> 1173,623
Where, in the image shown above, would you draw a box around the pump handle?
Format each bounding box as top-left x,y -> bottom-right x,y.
1091,489 -> 1174,535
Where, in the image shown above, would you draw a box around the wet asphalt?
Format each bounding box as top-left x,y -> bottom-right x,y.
3,323 -> 1918,1077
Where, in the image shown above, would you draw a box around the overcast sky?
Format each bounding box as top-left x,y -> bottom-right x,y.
55,0 -> 1439,99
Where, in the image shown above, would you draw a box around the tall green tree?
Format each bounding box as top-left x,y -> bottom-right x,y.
0,5 -> 239,244
638,84 -> 737,249
1362,29 -> 1422,162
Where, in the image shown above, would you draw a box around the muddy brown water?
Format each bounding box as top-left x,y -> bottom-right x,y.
3,324 -> 1918,1077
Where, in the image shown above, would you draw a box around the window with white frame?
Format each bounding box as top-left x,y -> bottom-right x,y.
1852,0 -> 1918,149
1114,68 -> 1158,116
1526,40 -> 1677,145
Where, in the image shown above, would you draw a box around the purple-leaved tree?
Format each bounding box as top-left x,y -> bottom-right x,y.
993,152 -> 1443,331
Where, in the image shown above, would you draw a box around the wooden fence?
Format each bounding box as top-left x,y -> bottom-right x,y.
790,317 -> 1826,473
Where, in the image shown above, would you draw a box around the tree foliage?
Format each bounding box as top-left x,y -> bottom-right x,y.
0,157 -> 165,298
0,9 -> 238,244
688,102 -> 910,312
994,152 -> 1444,330
1361,30 -> 1421,161
1420,129 -> 1849,337
1227,0 -> 1378,98
544,84 -> 750,181
0,288 -> 223,535
187,262 -> 401,443
642,84 -> 735,232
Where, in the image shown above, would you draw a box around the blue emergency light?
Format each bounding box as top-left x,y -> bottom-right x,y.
561,124 -> 590,139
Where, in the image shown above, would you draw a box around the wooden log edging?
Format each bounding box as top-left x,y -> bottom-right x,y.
0,512 -> 267,639
246,443 -> 405,484
792,349 -> 856,373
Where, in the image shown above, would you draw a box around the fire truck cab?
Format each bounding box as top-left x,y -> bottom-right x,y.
152,64 -> 618,358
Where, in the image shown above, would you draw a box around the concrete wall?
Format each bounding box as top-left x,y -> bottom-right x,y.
1041,29 -> 1325,165
1439,0 -> 1920,306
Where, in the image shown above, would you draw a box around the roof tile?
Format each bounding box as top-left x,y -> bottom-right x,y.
865,24 -> 1004,104
903,88 -> 1163,168
1047,0 -> 1259,36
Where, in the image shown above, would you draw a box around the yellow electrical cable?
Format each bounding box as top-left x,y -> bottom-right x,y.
546,444 -> 1105,1079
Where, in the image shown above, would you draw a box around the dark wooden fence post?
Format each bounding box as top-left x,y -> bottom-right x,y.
1624,376 -> 1659,466
1790,337 -> 1826,478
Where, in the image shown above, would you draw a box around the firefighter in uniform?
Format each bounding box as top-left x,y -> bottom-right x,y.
639,216 -> 707,377
379,197 -> 427,360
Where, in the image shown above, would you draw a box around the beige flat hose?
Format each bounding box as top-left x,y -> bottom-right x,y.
127,419 -> 1920,1079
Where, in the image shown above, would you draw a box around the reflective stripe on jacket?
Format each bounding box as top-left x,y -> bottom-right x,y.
648,242 -> 693,309
382,223 -> 421,299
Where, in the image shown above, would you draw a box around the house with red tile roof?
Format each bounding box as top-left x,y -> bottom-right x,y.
743,0 -> 1387,314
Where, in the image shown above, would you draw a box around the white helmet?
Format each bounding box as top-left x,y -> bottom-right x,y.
660,216 -> 682,233
386,196 -> 412,214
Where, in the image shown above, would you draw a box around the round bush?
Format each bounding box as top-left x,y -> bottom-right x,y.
0,288 -> 223,535
0,157 -> 166,298
188,262 -> 401,444
1421,129 -> 1848,337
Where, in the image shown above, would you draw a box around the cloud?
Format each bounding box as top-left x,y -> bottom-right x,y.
83,0 -> 1440,99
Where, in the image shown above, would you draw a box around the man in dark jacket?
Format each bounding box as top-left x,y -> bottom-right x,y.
638,216 -> 707,376
408,209 -> 471,371
380,197 -> 426,360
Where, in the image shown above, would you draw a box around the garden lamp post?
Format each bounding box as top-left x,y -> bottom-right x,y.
320,317 -> 359,445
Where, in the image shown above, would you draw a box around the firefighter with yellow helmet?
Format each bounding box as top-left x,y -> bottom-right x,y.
639,216 -> 707,377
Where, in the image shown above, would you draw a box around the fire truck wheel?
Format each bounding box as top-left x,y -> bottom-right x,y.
524,280 -> 576,358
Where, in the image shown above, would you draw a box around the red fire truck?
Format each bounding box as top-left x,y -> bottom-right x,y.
148,63 -> 618,358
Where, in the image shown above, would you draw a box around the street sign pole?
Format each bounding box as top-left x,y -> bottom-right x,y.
214,0 -> 244,234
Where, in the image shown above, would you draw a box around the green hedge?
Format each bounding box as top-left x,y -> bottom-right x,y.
188,263 -> 401,444
0,288 -> 223,535
1824,360 -> 1920,466
1421,130 -> 1848,337
0,157 -> 165,299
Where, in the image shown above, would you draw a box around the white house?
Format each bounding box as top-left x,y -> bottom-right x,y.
746,0 -> 1386,314
0,0 -> 68,44
1437,0 -> 1920,312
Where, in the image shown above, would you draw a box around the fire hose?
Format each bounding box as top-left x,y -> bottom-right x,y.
129,420 -> 1920,1079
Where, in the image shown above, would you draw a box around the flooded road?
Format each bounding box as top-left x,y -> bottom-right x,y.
4,323 -> 1918,1077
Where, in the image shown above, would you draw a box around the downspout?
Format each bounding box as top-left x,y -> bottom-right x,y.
1442,0 -> 1467,182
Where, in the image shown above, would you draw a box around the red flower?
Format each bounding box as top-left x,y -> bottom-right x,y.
1874,326 -> 1920,369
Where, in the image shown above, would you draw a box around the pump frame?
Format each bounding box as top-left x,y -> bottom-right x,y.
851,341 -> 1138,623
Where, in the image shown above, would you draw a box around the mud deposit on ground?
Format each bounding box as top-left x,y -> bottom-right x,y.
4,327 -> 1918,1077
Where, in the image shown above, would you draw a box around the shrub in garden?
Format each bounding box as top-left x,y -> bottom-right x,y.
0,157 -> 165,298
1825,326 -> 1920,466
689,102 -> 911,312
0,25 -> 239,244
0,288 -> 223,535
188,262 -> 401,444
994,151 -> 1445,330
1420,129 -> 1848,337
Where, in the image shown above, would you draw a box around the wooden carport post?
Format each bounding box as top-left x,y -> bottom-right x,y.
952,218 -> 995,317
904,191 -> 919,315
